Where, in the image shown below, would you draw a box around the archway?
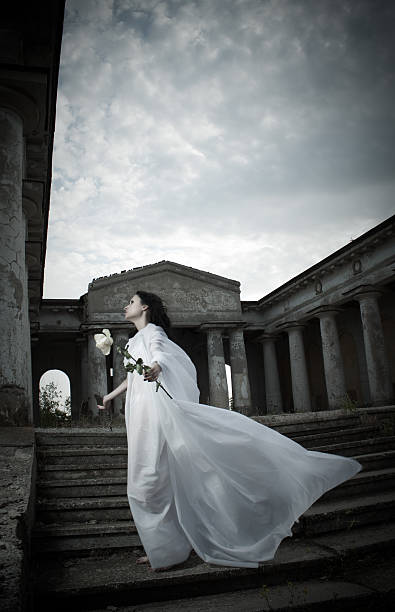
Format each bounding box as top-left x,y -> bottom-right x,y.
39,369 -> 71,426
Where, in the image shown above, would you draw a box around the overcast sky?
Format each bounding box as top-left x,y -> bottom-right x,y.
43,0 -> 395,302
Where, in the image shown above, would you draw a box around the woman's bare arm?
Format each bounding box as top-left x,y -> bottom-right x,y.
97,378 -> 127,410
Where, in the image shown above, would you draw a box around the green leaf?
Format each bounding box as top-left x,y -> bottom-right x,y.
136,364 -> 143,375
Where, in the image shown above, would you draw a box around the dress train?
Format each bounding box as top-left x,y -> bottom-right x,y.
124,323 -> 362,569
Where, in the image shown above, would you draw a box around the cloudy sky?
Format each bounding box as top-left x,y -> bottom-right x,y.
44,0 -> 395,302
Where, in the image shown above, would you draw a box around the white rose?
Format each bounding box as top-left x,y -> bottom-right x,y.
94,329 -> 113,355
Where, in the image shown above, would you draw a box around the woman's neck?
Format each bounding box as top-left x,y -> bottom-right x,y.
133,315 -> 150,331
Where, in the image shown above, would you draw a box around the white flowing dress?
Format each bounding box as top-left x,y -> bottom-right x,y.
124,323 -> 362,570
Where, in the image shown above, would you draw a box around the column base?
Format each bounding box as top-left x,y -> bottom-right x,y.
233,404 -> 254,416
371,398 -> 394,407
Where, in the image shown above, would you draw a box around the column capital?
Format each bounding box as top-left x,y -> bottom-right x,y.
308,306 -> 343,319
200,323 -> 225,332
343,284 -> 387,299
81,325 -> 114,334
344,284 -> 386,302
278,320 -> 307,332
255,332 -> 281,344
200,321 -> 246,332
228,325 -> 247,336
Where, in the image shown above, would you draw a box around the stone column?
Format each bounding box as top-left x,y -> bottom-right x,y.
229,327 -> 252,415
285,324 -> 311,412
112,329 -> 130,416
78,336 -> 89,419
87,332 -> 108,417
317,309 -> 347,409
355,290 -> 392,405
258,334 -> 283,414
205,327 -> 229,409
0,107 -> 31,424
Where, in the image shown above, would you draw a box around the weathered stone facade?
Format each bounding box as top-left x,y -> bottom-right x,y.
0,1 -> 65,426
32,261 -> 251,420
0,3 -> 394,430
31,217 -> 395,424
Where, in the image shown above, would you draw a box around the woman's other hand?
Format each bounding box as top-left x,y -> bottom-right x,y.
97,394 -> 111,410
144,362 -> 162,382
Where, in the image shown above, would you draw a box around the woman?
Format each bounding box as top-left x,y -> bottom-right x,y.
98,291 -> 362,572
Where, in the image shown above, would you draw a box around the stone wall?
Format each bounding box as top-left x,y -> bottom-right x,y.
0,427 -> 36,612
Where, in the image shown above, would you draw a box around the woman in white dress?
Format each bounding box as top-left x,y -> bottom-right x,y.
98,291 -> 362,572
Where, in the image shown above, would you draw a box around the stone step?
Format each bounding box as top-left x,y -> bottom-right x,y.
35,431 -> 128,448
31,471 -> 395,558
39,464 -> 128,481
37,477 -> 127,498
34,406 -> 395,449
319,466 -> 395,501
309,435 -> 395,456
36,425 -> 380,453
268,417 -> 363,435
37,434 -> 395,468
91,560 -> 395,611
299,489 -> 395,536
35,465 -> 395,502
37,447 -> 128,465
255,405 -> 395,430
290,425 -> 381,446
36,449 -> 395,484
35,489 -> 395,540
36,495 -> 131,523
35,419 -> 361,450
33,532 -> 142,559
31,520 -> 395,612
353,449 -> 395,471
33,520 -> 137,538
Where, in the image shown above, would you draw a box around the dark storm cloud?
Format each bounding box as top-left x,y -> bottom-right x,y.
45,0 -> 395,299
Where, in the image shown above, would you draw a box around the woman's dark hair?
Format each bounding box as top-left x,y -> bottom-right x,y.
136,291 -> 172,335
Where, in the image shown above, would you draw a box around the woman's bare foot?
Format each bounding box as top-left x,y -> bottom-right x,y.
151,564 -> 175,572
136,555 -> 149,565
151,551 -> 193,572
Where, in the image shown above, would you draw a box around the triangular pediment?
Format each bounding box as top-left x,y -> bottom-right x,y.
87,261 -> 242,326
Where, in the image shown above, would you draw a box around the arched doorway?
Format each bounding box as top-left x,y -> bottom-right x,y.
38,369 -> 71,426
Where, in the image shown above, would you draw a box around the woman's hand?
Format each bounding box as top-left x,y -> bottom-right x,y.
97,394 -> 111,411
144,361 -> 162,382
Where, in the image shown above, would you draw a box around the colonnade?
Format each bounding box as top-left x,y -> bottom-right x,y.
202,325 -> 252,415
84,324 -> 253,417
259,290 -> 393,413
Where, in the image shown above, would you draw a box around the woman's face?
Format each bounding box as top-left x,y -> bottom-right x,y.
124,294 -> 145,321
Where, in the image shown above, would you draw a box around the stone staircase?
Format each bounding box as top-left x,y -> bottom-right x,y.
29,407 -> 395,611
